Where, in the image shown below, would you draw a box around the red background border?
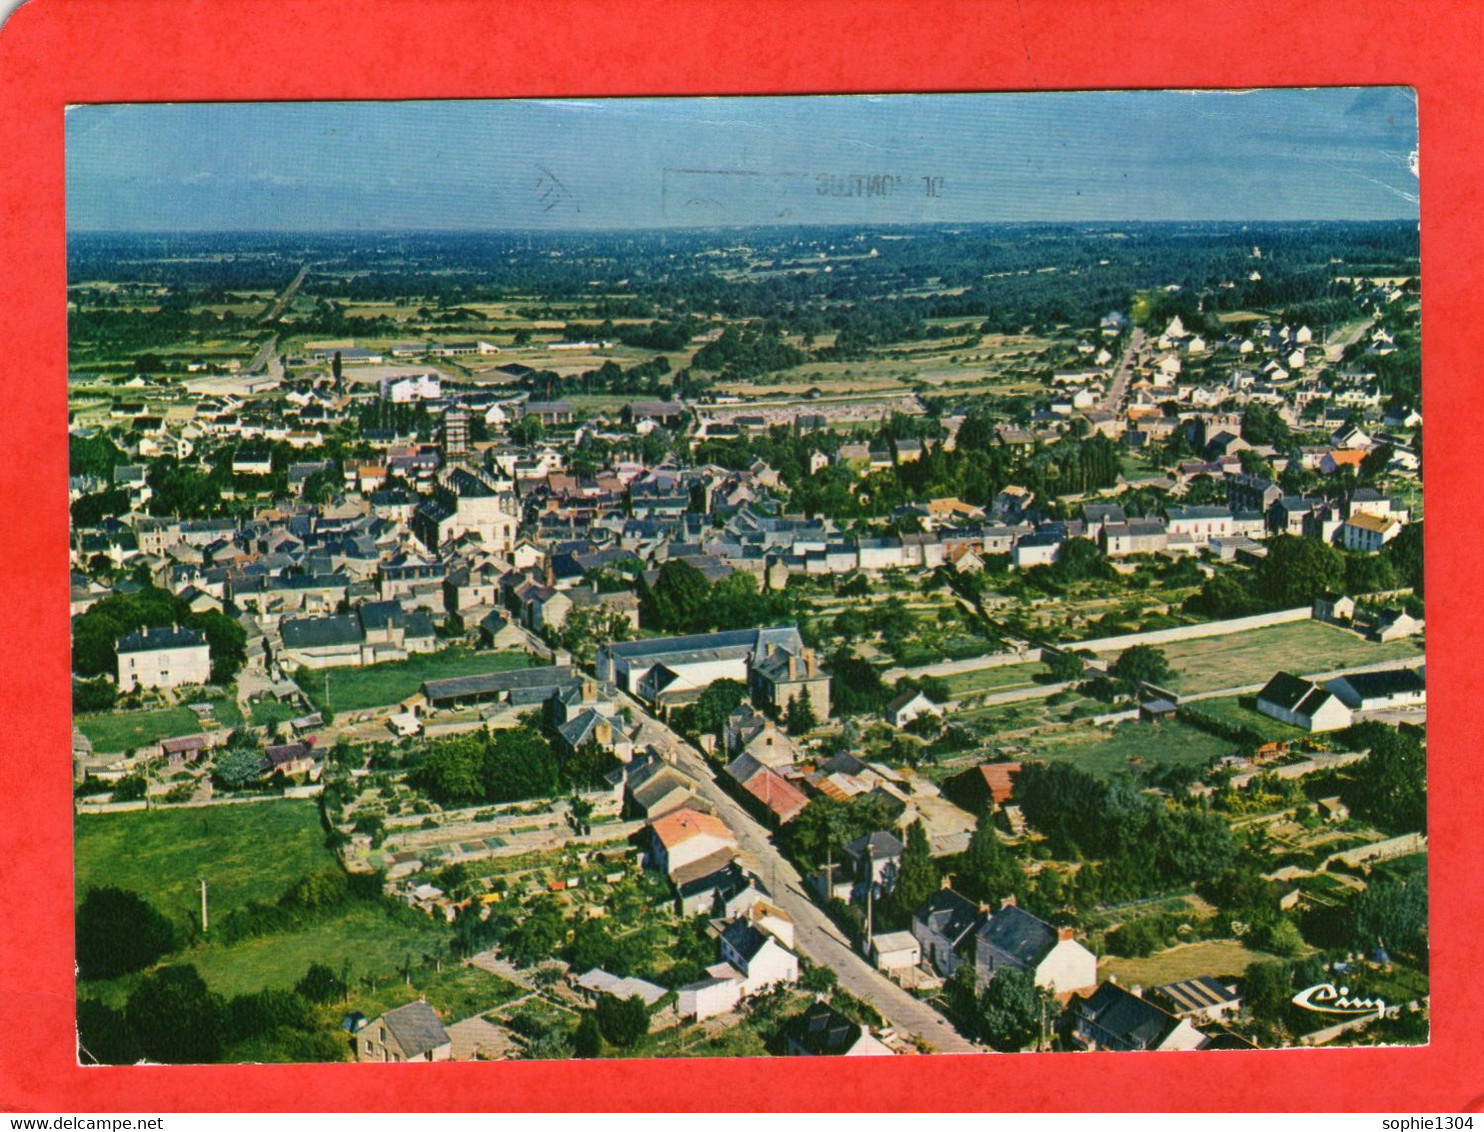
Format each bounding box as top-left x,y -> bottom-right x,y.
1,0 -> 1478,1112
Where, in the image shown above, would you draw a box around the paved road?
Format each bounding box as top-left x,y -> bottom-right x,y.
624,695 -> 979,1055
260,263 -> 310,324
1098,326 -> 1146,414
244,332 -> 279,375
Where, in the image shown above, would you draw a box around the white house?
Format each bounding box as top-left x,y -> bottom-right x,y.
1256,672 -> 1353,733
1326,667 -> 1426,713
974,898 -> 1098,994
870,931 -> 922,974
115,625 -> 212,692
1342,512 -> 1403,553
677,967 -> 745,1021
356,1000 -> 452,1063
381,372 -> 442,403
885,689 -> 939,729
718,918 -> 798,995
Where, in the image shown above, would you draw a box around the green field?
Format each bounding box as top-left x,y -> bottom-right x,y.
943,660 -> 1051,698
1100,939 -> 1280,986
297,648 -> 534,714
76,693 -> 243,753
1023,718 -> 1235,778
1156,621 -> 1424,694
348,962 -> 525,1026
249,698 -> 302,727
75,800 -> 331,916
1183,694 -> 1309,742
75,800 -> 462,1007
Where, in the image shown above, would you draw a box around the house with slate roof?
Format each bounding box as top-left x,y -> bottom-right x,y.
717,917 -> 798,994
912,887 -> 984,978
1069,980 -> 1206,1051
116,625 -> 211,692
1325,667 -> 1426,713
783,1000 -> 892,1057
1256,671 -> 1353,732
278,602 -> 436,670
973,896 -> 1097,994
356,999 -> 452,1062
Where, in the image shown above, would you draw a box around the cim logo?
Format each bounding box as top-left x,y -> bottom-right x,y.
1291,983 -> 1387,1017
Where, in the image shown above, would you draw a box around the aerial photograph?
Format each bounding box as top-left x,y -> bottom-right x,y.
66,91 -> 1425,1064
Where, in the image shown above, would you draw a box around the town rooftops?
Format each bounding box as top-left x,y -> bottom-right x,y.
377,1000 -> 449,1059
116,625 -> 205,653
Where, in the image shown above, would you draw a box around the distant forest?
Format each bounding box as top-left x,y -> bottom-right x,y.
68,222 -> 1420,342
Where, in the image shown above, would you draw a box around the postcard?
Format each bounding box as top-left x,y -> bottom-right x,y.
63,90 -> 1427,1070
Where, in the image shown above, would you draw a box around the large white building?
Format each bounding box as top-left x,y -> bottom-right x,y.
411,467 -> 520,554
115,625 -> 212,692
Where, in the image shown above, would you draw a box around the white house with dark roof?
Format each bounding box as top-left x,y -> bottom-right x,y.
717,917 -> 798,994
356,999 -> 452,1062
115,625 -> 211,692
1325,667 -> 1426,713
973,896 -> 1097,993
1256,672 -> 1353,733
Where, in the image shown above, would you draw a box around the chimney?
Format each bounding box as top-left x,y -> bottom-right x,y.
582,679 -> 597,701
1000,895 -> 1017,909
1058,927 -> 1075,941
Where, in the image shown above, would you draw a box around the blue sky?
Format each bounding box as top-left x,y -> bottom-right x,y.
65,89 -> 1420,231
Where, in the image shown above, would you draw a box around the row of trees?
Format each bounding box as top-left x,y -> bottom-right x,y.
637,559 -> 792,635
78,963 -> 345,1064
409,717 -> 614,807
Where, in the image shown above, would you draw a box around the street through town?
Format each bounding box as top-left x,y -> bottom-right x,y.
621,692 -> 980,1055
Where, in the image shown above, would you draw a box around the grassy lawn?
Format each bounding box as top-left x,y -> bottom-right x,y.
1100,939 -> 1281,986
943,660 -> 1050,698
74,800 -> 466,1008
75,799 -> 331,918
1184,694 -> 1309,742
1157,621 -> 1425,694
1025,718 -> 1235,779
344,955 -> 525,1025
76,692 -> 241,753
81,903 -> 456,1008
296,648 -> 534,714
249,698 -> 302,727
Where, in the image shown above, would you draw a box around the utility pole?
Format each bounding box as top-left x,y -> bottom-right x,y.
199,878 -> 209,934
